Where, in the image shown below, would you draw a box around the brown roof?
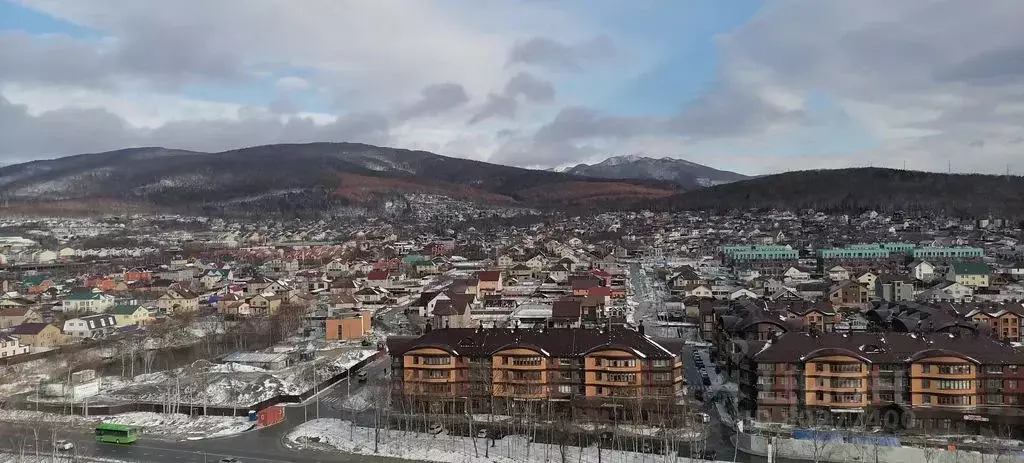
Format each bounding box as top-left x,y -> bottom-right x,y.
754,331 -> 1024,365
390,327 -> 676,359
0,307 -> 29,317
551,298 -> 583,319
477,271 -> 501,282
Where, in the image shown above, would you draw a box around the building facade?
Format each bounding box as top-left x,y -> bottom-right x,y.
387,327 -> 689,424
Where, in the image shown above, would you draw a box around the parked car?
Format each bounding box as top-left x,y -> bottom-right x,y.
477,428 -> 488,438
218,459 -> 241,463
702,377 -> 711,386
357,371 -> 368,382
54,440 -> 74,451
700,449 -> 717,460
428,423 -> 444,434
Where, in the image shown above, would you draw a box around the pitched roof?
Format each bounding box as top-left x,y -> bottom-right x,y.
551,298 -> 583,319
953,262 -> 990,276
367,269 -> 390,280
111,305 -> 144,315
754,331 -> 1024,365
389,327 -> 676,359
10,322 -> 55,335
477,271 -> 501,282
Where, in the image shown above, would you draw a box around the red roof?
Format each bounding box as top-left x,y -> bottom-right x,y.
367,269 -> 390,280
587,287 -> 612,297
477,271 -> 501,282
590,269 -> 612,278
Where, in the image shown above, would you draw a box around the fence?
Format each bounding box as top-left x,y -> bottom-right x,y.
12,349 -> 385,418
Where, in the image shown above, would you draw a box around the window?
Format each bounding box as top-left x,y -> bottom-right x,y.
816,391 -> 824,401
938,365 -> 971,375
832,363 -> 862,373
652,359 -> 672,368
922,379 -> 931,388
987,379 -> 1002,388
605,358 -> 636,368
425,370 -> 449,379
421,356 -> 452,365
937,395 -> 972,406
987,365 -> 1004,374
558,385 -> 573,394
653,372 -> 672,382
559,358 -> 573,366
1006,380 -> 1017,389
830,378 -> 862,388
936,380 -> 971,390
512,356 -> 542,366
879,392 -> 894,402
815,363 -> 824,372
512,371 -> 542,381
606,373 -> 637,383
987,394 -> 1004,405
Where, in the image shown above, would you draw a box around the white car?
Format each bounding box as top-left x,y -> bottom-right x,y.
54,440 -> 74,451
428,423 -> 444,434
476,428 -> 487,438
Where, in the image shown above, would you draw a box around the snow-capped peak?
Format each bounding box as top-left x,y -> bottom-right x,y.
601,154 -> 645,166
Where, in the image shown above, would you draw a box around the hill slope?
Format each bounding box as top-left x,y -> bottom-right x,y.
565,155 -> 747,189
652,168 -> 1024,217
0,143 -> 680,216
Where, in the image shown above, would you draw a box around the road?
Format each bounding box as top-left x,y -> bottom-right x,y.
1,359 -> 416,463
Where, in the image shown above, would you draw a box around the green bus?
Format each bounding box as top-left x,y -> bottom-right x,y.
95,423 -> 141,444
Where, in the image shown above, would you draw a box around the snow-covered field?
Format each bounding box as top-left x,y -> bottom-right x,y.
0,410 -> 253,441
288,419 -> 724,463
97,348 -> 378,407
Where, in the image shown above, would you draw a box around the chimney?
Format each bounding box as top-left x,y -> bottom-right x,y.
425,321 -> 432,333
637,320 -> 645,336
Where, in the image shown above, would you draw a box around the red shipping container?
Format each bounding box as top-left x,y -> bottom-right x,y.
257,406 -> 285,427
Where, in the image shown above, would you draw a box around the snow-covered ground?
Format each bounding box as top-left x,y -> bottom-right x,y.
96,348 -> 378,407
0,453 -> 130,463
0,410 -> 253,441
288,419 -> 727,463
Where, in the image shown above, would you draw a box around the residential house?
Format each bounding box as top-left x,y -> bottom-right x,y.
684,284 -> 714,299
0,334 -> 31,358
477,271 -> 503,294
917,281 -> 974,303
61,291 -> 116,313
828,280 -> 869,307
63,314 -> 117,339
366,269 -> 395,289
856,272 -> 878,293
876,274 -> 915,302
827,265 -> 850,282
946,263 -> 990,288
911,260 -> 937,282
329,278 -> 359,295
965,306 -> 1023,343
354,287 -> 388,305
431,298 -> 473,329
496,255 -> 515,268
156,287 -> 199,314
247,293 -> 283,316
123,268 -> 152,283
9,323 -> 65,348
0,307 -> 42,329
111,304 -> 152,326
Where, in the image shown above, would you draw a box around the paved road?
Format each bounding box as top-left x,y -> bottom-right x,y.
1,359 -> 414,463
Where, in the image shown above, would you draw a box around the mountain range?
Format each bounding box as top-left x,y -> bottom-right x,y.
563,155 -> 747,189
0,143 -> 683,216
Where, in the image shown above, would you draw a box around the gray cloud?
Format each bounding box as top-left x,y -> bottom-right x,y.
468,72 -> 555,124
507,35 -> 616,71
395,82 -> 469,120
934,48 -> 1024,85
0,95 -> 391,161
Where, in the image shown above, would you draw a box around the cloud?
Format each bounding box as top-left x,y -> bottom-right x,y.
0,95 -> 391,160
468,72 -> 555,124
275,76 -> 310,91
507,35 -> 617,71
395,82 -> 469,120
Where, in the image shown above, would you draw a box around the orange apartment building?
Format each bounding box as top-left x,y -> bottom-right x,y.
387,327 -> 688,424
965,306 -> 1022,343
743,331 -> 1024,436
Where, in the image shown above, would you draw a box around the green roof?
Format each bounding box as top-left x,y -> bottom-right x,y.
67,292 -> 104,300
953,262 -> 989,275
111,305 -> 143,315
95,423 -> 139,432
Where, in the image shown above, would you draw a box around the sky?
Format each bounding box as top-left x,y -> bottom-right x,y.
1,0 -> 1023,176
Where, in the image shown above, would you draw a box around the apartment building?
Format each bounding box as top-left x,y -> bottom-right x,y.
386,327 -> 687,424
741,331 -> 1024,436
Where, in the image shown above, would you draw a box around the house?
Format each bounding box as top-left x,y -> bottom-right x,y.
683,284 -> 714,299
60,291 -> 115,314
966,307 -> 1023,343
496,255 -> 515,268
123,268 -> 152,283
549,298 -> 585,328
0,307 -> 43,329
544,264 -> 570,282
525,255 -> 547,271
247,293 -> 283,315
476,271 -> 503,294
366,269 -> 395,288
667,266 -> 703,293
354,287 -> 388,304
876,274 -> 915,302
9,323 -> 65,348
827,280 -> 869,306
110,304 -> 152,326
946,262 -> 990,288
156,288 -> 199,314
911,260 -> 937,282
325,309 -> 373,341
63,314 -> 117,339
509,264 -> 533,278
199,269 -> 232,289
0,334 -> 31,358
826,266 -> 850,282
782,267 -> 811,282
329,278 -> 359,295
917,281 -> 974,303
729,288 -> 760,300
431,298 -> 473,329
856,272 -> 878,293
